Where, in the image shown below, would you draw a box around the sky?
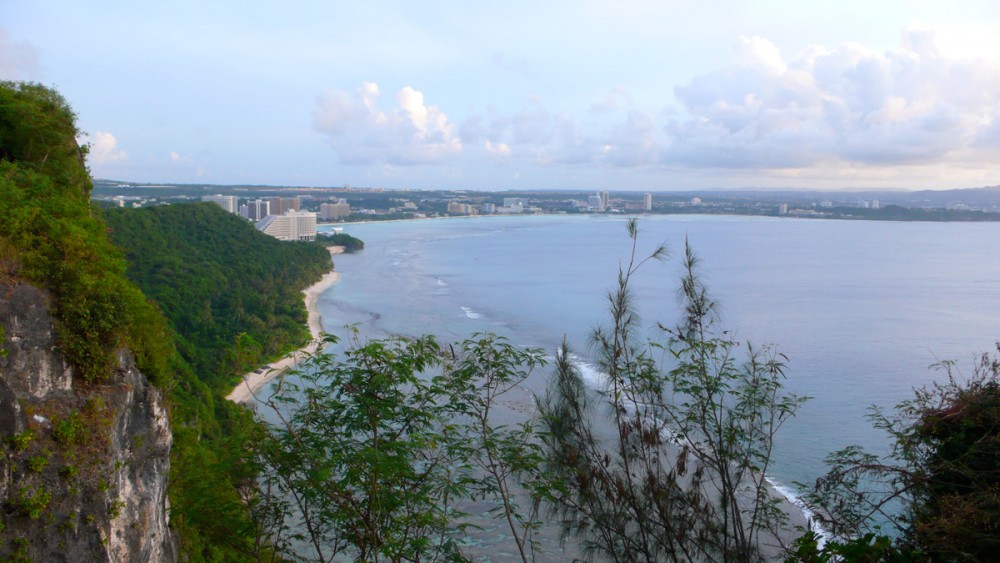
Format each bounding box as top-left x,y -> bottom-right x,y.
3,1 -> 1000,191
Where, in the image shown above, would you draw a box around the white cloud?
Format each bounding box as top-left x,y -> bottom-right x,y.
80,132 -> 128,164
484,140 -> 511,160
601,111 -> 659,167
736,35 -> 787,75
460,96 -> 662,169
169,151 -> 182,161
666,28 -> 1000,171
0,28 -> 40,80
313,82 -> 462,165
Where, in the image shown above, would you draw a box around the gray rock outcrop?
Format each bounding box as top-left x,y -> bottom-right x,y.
0,282 -> 176,561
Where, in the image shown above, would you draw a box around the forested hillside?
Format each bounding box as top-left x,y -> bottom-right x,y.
103,203 -> 331,392
1,80 -> 339,559
0,81 -> 177,559
101,202 -> 334,558
0,81 -> 171,385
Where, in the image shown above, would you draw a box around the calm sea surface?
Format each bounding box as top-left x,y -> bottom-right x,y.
305,213 -> 1000,536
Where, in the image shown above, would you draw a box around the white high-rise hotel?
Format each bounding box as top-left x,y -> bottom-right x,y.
256,210 -> 317,241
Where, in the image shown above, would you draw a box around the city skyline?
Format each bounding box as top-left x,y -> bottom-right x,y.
4,1 -> 1000,191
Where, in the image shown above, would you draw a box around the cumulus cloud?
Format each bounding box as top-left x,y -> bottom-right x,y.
466,96 -> 661,169
484,140 -> 511,160
665,29 -> 1000,170
601,111 -> 659,167
80,132 -> 127,164
0,28 -> 40,80
313,82 -> 462,165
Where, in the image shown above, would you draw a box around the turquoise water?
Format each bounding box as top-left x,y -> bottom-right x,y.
308,213 -> 1000,529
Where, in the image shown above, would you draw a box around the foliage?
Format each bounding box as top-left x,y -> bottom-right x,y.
102,202 -> 331,391
805,344 -> 1000,561
448,334 -> 548,562
317,232 -> 365,252
52,411 -> 86,446
0,81 -> 327,558
13,486 -> 51,520
535,220 -> 806,562
101,200 -> 338,559
0,81 -> 172,384
27,451 -> 50,473
255,333 -> 470,561
7,431 -> 34,453
99,195 -> 354,560
786,531 -> 917,562
252,331 -> 547,562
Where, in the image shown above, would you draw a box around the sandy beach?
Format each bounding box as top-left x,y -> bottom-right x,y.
226,246 -> 344,404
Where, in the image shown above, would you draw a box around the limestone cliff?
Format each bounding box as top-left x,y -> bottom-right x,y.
0,282 -> 176,561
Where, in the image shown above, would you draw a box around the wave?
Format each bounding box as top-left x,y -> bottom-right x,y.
566,353 -> 609,390
766,478 -> 831,547
461,306 -> 484,320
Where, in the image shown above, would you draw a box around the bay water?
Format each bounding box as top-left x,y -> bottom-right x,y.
302,213 -> 1000,549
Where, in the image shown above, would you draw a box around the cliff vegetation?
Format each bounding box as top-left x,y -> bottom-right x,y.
1,81 -> 175,560
102,202 -> 333,559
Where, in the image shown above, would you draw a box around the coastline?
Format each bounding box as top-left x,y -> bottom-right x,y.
226,246 -> 345,404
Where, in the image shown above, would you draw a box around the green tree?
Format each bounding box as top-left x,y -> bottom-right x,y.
254,333 -> 473,561
448,333 -> 548,562
252,331 -> 550,562
535,220 -> 806,562
805,345 -> 1000,561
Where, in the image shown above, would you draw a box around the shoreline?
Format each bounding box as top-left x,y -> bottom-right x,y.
226,246 -> 345,404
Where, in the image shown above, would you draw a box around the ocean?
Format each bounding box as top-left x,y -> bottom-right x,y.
299,213 -> 1000,551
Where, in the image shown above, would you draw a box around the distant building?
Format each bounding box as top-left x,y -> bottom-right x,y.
599,191 -> 610,210
588,195 -> 604,211
480,202 -> 496,214
499,198 -> 526,214
202,194 -> 238,213
240,199 -> 270,221
447,201 -> 476,215
265,196 -> 301,216
643,192 -> 652,211
256,210 -> 317,241
871,199 -> 880,210
319,199 -> 351,220
691,197 -> 702,205
778,203 -> 789,215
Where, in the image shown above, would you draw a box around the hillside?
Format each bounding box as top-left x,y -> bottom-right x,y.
100,205 -> 333,558
2,80 -> 336,560
102,203 -> 331,392
1,81 -> 176,559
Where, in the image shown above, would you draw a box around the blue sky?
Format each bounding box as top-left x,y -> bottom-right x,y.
4,1 -> 1000,190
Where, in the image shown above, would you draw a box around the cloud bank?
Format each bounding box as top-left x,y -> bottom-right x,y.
471,29 -> 1000,175
665,29 -> 1000,170
312,27 -> 1000,188
313,82 -> 462,165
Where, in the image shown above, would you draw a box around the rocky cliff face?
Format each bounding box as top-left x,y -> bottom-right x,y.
0,282 -> 176,561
